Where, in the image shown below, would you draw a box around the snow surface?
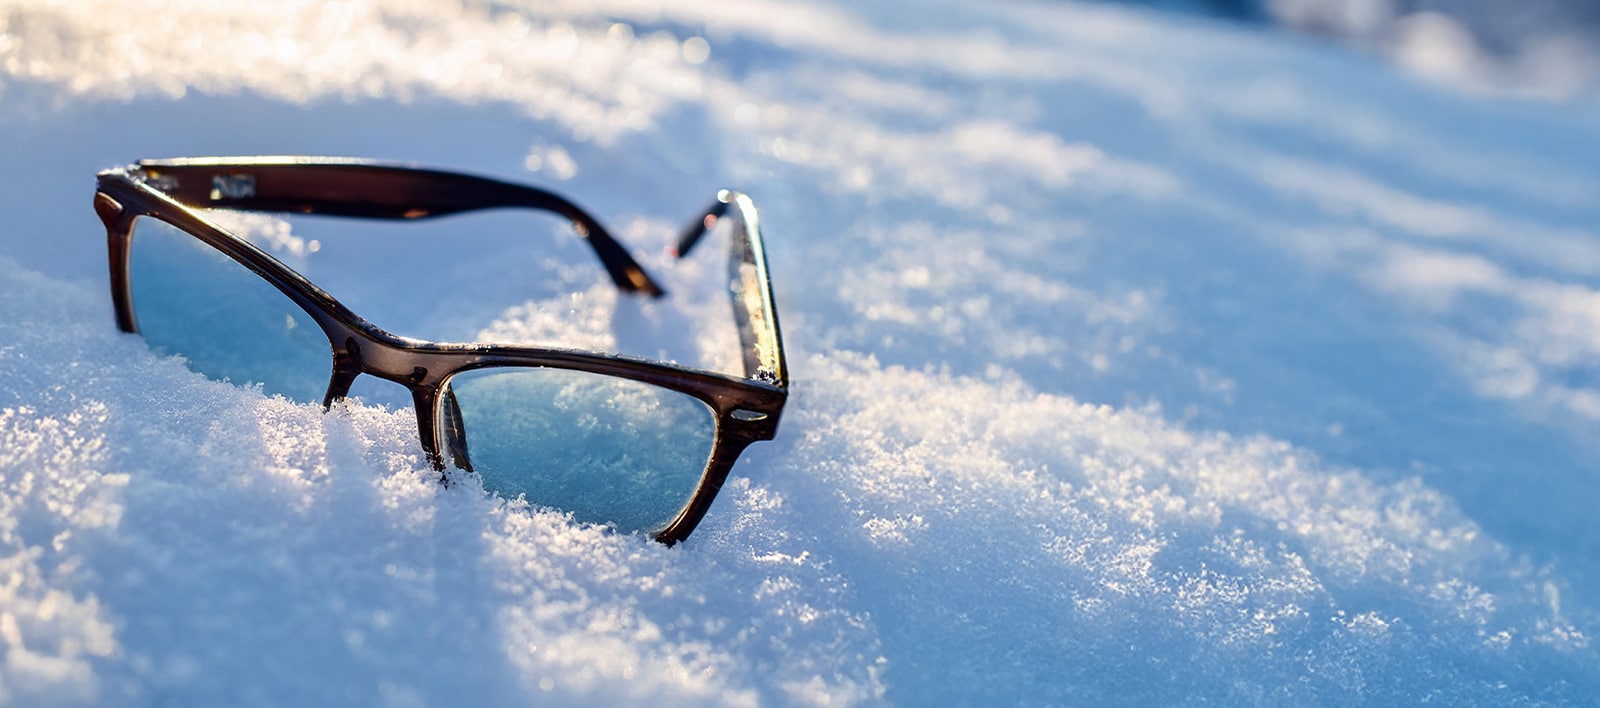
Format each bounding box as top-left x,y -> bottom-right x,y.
2,0 -> 1599,704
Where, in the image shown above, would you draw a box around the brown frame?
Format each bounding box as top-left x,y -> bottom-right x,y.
95,156 -> 788,545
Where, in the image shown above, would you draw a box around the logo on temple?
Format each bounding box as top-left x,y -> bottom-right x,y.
210,174 -> 256,200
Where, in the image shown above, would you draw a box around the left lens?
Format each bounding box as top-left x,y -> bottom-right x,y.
443,366 -> 717,534
129,215 -> 332,403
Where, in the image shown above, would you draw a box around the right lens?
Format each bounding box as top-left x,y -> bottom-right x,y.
128,215 -> 332,403
443,366 -> 717,534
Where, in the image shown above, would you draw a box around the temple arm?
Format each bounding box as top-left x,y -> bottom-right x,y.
675,190 -> 787,388
134,156 -> 664,297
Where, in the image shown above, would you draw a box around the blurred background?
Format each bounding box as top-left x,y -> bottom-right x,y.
1102,0 -> 1600,98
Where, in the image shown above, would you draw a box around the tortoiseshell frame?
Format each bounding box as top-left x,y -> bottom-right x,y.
95,156 -> 788,545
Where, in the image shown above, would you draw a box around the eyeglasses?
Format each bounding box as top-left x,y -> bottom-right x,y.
94,156 -> 787,544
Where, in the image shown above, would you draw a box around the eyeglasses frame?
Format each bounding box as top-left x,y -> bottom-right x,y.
94,156 -> 788,545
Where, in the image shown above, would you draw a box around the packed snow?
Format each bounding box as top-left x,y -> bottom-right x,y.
1,0 -> 1598,704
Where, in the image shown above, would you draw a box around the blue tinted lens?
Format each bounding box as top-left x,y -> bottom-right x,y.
129,216 -> 331,403
445,367 -> 716,534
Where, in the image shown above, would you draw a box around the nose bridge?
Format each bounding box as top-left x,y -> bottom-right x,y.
327,327 -> 444,388
322,328 -> 448,468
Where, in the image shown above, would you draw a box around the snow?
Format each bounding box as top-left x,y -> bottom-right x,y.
1189,0 -> 1600,98
2,0 -> 1599,704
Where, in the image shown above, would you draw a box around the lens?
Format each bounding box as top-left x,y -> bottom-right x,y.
444,367 -> 717,534
129,216 -> 332,403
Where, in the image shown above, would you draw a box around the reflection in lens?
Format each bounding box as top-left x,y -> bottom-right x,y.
445,367 -> 716,534
129,216 -> 331,403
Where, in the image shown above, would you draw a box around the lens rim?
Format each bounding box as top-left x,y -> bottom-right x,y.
95,160 -> 787,544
